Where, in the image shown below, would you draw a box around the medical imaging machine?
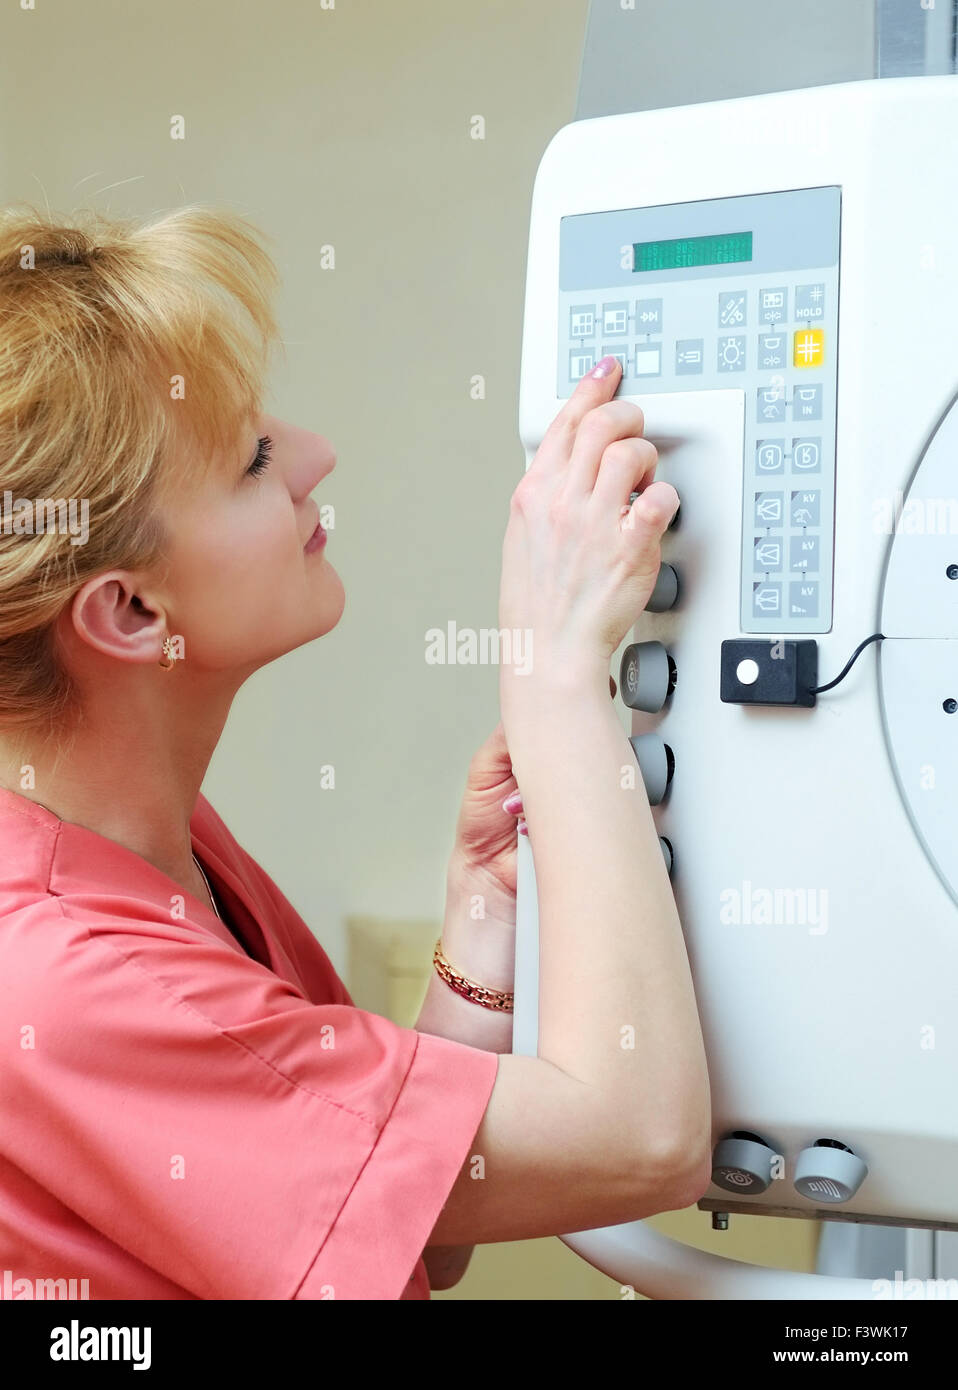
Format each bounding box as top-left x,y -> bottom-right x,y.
512,67 -> 958,1298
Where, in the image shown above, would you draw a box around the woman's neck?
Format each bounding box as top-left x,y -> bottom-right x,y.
0,733 -> 211,889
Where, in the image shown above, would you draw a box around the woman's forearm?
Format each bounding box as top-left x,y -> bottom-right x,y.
504,676 -> 711,1170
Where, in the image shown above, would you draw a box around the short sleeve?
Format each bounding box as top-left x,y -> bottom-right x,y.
5,902 -> 500,1300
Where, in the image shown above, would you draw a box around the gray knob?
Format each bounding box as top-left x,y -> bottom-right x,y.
659,837 -> 673,873
711,1135 -> 777,1195
628,734 -> 674,805
645,563 -> 679,613
793,1143 -> 868,1204
619,641 -> 676,713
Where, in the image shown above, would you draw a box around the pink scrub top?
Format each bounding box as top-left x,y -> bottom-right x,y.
0,785 -> 500,1300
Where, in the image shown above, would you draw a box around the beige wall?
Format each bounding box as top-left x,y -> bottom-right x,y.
2,0 -> 589,972
1,0 -> 833,1298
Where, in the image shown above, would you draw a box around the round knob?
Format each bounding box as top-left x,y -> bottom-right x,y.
627,734 -> 674,805
793,1140 -> 868,1204
619,642 -> 676,713
659,836 -> 673,874
645,563 -> 679,613
711,1132 -> 778,1195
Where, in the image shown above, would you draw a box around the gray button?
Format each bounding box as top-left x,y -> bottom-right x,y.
759,287 -> 788,324
602,302 -> 630,336
791,437 -> 822,472
792,385 -> 822,421
757,386 -> 787,423
789,580 -> 819,617
718,335 -> 746,371
755,440 -> 785,474
754,536 -> 783,572
675,338 -> 704,374
633,343 -> 662,377
602,348 -> 628,375
752,583 -> 782,617
569,348 -> 595,381
790,535 -> 820,572
569,305 -> 596,338
795,283 -> 826,320
791,490 -> 821,526
718,291 -> 747,328
754,491 -> 785,526
758,333 -> 787,370
636,299 -> 663,331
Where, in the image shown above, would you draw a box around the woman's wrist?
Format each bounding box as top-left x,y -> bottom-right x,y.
441,853 -> 517,994
413,857 -> 516,1051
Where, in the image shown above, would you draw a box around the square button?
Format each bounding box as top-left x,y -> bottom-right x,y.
789,581 -> 819,617
792,385 -> 822,421
601,347 -> 628,375
755,440 -> 786,474
754,536 -> 783,572
570,306 -> 596,338
759,334 -> 787,370
791,438 -> 822,472
635,299 -> 663,331
718,292 -> 747,328
718,335 -> 746,371
675,339 -> 704,374
634,345 -> 661,377
790,535 -> 820,573
569,349 -> 595,381
795,284 -> 826,320
602,302 -> 629,336
754,491 -> 785,526
759,287 -> 788,324
793,328 -> 824,367
791,490 -> 821,526
752,582 -> 782,618
757,386 -> 786,423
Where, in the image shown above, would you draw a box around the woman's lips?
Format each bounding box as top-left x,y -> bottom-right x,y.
304,519 -> 327,554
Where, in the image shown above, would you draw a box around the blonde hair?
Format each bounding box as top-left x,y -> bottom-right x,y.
0,202 -> 283,756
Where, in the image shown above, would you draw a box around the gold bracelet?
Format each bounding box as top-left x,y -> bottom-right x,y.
433,938 -> 515,1013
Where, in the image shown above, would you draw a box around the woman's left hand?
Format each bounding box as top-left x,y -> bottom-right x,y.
450,721 -> 526,923
451,679 -> 616,919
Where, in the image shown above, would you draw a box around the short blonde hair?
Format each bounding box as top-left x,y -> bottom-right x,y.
0,203 -> 283,753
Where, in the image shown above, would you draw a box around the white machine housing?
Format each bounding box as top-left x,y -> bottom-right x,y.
513,75 -> 958,1296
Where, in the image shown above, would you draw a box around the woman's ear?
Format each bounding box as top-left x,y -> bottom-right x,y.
66,573 -> 168,666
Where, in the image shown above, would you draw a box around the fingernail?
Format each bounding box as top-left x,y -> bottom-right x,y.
502,792 -> 523,813
518,819 -> 529,836
591,355 -> 618,379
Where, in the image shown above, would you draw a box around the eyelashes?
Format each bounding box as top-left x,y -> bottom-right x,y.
247,435 -> 274,476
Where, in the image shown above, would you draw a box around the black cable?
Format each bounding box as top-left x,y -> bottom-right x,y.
810,632 -> 885,695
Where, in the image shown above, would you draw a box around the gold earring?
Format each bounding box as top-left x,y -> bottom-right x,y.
158,635 -> 179,670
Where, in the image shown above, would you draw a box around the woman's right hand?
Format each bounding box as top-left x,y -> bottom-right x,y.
498,356 -> 680,716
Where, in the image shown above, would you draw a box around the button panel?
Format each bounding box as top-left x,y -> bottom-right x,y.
557,187 -> 840,633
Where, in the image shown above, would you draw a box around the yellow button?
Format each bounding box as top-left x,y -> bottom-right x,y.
793,328 -> 824,367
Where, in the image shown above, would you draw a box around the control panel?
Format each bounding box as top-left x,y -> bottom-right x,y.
556,186 -> 841,633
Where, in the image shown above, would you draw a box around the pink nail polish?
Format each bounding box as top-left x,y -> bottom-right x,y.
591,355 -> 618,379
502,793 -> 523,813
518,820 -> 528,836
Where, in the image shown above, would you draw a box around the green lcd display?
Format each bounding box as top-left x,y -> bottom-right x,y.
633,231 -> 753,272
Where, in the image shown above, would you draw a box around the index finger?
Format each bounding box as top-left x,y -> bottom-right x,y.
533,356 -> 643,478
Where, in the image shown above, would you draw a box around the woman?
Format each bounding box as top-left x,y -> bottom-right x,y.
0,204 -> 711,1301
